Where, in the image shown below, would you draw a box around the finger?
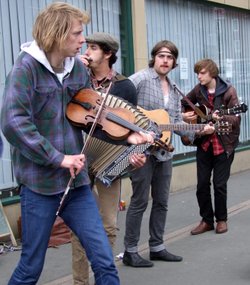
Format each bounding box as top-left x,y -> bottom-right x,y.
79,56 -> 90,66
70,167 -> 76,179
79,154 -> 86,161
140,131 -> 153,143
147,133 -> 154,143
74,167 -> 82,176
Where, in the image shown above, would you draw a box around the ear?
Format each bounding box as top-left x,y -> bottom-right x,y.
104,51 -> 112,60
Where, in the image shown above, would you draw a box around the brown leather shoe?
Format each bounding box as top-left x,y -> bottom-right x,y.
191,221 -> 214,235
216,221 -> 228,234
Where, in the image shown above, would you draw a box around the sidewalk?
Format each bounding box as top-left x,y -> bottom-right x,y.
1,169 -> 250,285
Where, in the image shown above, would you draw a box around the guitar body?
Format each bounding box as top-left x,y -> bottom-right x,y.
181,105 -> 210,146
138,107 -> 171,144
183,105 -> 211,124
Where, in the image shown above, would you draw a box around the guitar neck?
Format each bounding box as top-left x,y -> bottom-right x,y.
158,123 -> 206,132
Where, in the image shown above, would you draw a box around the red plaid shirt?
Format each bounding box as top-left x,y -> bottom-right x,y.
90,69 -> 115,92
201,92 -> 224,155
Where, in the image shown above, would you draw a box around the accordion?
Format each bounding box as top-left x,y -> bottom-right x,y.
85,92 -> 160,186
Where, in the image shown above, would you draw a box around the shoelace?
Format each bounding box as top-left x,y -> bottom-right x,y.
0,243 -> 22,255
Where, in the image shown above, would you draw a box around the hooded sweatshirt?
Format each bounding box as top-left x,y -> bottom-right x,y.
182,76 -> 241,156
1,41 -> 91,195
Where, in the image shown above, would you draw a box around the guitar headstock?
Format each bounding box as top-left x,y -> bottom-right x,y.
219,102 -> 248,115
215,121 -> 232,134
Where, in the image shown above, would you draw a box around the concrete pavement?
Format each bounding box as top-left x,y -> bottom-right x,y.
1,169 -> 250,285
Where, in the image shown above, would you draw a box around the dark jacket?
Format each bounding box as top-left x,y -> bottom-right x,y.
182,76 -> 241,156
110,75 -> 137,106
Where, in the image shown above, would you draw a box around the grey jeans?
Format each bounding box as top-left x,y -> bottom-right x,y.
124,156 -> 172,253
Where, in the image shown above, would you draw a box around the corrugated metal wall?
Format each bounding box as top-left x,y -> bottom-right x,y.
0,0 -> 121,190
1,0 -> 250,190
145,0 -> 250,154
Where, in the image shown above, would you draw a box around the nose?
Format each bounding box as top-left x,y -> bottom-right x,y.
84,47 -> 90,56
80,34 -> 85,44
162,56 -> 168,62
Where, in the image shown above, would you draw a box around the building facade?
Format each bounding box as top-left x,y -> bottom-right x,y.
0,0 -> 249,199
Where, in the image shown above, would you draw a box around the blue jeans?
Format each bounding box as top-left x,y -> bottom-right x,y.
8,185 -> 120,285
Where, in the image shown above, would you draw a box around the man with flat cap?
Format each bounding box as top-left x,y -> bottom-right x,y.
71,32 -> 146,285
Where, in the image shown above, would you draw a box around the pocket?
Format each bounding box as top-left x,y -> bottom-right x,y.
33,87 -> 58,120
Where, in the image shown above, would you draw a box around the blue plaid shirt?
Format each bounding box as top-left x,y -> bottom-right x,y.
1,48 -> 91,195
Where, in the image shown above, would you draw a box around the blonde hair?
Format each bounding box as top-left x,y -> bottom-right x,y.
33,2 -> 90,52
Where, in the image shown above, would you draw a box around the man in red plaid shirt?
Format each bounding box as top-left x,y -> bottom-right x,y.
182,58 -> 241,235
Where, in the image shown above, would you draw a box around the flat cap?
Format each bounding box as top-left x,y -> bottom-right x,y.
86,32 -> 119,53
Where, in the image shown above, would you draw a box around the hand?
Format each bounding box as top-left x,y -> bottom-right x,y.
182,111 -> 197,123
129,153 -> 147,168
196,122 -> 215,136
212,110 -> 223,121
78,54 -> 92,67
60,154 -> 86,178
127,131 -> 155,145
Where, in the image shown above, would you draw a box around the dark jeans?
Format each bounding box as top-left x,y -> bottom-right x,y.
124,156 -> 172,253
196,145 -> 234,224
8,185 -> 120,285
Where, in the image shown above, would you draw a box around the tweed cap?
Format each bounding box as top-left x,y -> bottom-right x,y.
85,32 -> 119,53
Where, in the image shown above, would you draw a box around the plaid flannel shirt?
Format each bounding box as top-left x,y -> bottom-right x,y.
1,49 -> 91,195
201,92 -> 224,155
129,68 -> 191,161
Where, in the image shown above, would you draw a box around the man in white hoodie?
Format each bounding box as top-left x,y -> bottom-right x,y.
1,3 -> 153,285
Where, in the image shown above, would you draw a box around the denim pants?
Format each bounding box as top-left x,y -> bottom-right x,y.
124,156 -> 172,253
8,185 -> 120,285
71,178 -> 121,284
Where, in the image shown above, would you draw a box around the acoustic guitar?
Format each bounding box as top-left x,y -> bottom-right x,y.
183,102 -> 248,124
139,108 -> 232,150
181,103 -> 248,146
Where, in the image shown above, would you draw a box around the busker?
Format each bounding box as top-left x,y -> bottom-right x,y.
1,3 -> 154,284
182,58 -> 241,235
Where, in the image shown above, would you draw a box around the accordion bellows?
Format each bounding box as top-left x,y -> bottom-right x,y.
85,92 -> 157,186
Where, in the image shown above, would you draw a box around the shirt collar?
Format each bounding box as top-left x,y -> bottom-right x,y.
90,69 -> 116,91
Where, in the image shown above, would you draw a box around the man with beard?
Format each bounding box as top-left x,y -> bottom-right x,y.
123,41 -> 214,267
